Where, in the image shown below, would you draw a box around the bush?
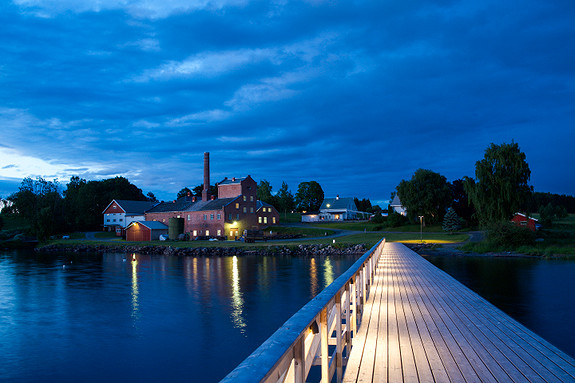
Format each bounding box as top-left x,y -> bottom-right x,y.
485,221 -> 536,249
387,211 -> 408,228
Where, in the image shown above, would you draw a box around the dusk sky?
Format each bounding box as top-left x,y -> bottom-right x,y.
1,0 -> 574,205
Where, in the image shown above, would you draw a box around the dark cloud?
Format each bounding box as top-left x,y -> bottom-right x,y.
1,0 -> 573,201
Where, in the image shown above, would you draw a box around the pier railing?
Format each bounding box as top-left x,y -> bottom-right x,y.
221,238 -> 386,383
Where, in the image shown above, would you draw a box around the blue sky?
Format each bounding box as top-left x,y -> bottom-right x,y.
1,0 -> 574,205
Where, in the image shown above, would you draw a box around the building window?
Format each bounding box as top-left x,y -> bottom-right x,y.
236,214 -> 240,220
236,203 -> 239,209
119,218 -> 123,221
273,217 -> 276,224
243,196 -> 247,201
113,219 -> 116,222
258,217 -> 262,224
193,230 -> 198,236
217,229 -> 222,236
250,196 -> 254,202
210,214 -> 214,220
177,215 -> 181,218
250,207 -> 254,213
217,214 -> 221,220
228,213 -> 233,220
162,219 -> 166,222
243,207 -> 247,213
203,214 -> 207,220
206,230 -> 210,236
187,215 -> 191,220
264,217 -> 268,224
106,219 -> 110,222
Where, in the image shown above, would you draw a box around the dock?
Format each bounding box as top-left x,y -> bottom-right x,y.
343,242 -> 575,382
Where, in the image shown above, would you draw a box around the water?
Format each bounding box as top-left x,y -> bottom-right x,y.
0,249 -> 359,382
423,253 -> 575,358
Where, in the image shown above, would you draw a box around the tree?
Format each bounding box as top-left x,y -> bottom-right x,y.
449,179 -> 477,226
275,181 -> 295,213
146,192 -> 158,202
354,198 -> 372,212
442,207 -> 462,233
294,181 -> 324,212
396,169 -> 451,224
177,187 -> 192,199
539,202 -> 568,228
464,142 -> 532,224
257,180 -> 276,205
189,184 -> 217,198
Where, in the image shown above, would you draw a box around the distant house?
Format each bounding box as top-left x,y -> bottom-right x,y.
302,196 -> 368,222
389,195 -> 407,216
126,221 -> 169,241
102,199 -> 158,235
511,213 -> 541,232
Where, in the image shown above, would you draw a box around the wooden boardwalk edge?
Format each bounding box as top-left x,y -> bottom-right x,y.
343,242 -> 575,383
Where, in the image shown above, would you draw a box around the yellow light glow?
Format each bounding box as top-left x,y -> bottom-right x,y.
231,256 -> 246,333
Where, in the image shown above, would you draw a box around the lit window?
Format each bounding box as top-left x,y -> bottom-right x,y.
236,203 -> 239,209
193,230 -> 198,236
258,217 -> 262,224
206,230 -> 210,236
264,217 -> 268,224
273,217 -> 276,224
217,230 -> 222,236
243,207 -> 247,213
177,215 -> 181,218
250,196 -> 254,202
243,196 -> 247,201
187,215 -> 191,220
250,207 -> 254,213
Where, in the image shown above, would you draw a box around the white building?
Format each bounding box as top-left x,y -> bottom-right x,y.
389,195 -> 407,216
102,199 -> 158,232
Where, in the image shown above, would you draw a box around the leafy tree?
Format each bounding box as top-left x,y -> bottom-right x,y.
294,181 -> 324,212
0,214 -> 4,231
9,177 -> 66,239
190,184 -> 217,199
257,180 -> 276,205
177,187 -> 192,199
442,207 -> 462,233
354,198 -> 373,212
449,179 -> 477,226
275,181 -> 295,213
396,169 -> 451,224
539,203 -> 568,227
146,192 -> 158,202
387,211 -> 407,227
464,142 -> 532,224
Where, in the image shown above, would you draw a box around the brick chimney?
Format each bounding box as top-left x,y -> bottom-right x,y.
202,152 -> 210,201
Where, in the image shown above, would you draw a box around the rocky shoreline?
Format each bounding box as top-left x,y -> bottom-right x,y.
35,243 -> 368,257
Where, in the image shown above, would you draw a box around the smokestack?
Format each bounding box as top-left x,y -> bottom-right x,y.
202,152 -> 210,201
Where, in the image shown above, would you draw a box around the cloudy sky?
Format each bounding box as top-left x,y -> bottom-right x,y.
1,0 -> 574,204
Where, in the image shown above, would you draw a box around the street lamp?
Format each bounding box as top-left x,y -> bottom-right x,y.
418,215 -> 424,243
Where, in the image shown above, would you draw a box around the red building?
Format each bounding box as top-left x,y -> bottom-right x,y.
126,221 -> 168,241
143,153 -> 278,240
511,213 -> 540,232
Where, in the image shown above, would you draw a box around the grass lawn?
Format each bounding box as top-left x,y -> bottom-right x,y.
265,226 -> 336,237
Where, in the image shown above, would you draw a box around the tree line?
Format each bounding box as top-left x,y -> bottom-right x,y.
393,142 -> 574,231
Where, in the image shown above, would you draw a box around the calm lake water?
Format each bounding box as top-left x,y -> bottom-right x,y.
423,253 -> 575,359
0,249 -> 359,382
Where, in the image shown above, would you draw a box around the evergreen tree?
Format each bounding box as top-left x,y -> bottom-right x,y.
442,207 -> 462,233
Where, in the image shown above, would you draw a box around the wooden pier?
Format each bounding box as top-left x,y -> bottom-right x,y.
343,242 -> 575,383
223,240 -> 575,383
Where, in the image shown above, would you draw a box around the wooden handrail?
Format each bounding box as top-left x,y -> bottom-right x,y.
221,238 -> 386,383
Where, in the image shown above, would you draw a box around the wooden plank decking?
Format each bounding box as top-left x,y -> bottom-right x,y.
343,242 -> 575,383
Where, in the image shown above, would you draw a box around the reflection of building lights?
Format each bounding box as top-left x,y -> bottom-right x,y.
323,258 -> 334,288
131,257 -> 139,322
230,256 -> 246,333
309,258 -> 318,297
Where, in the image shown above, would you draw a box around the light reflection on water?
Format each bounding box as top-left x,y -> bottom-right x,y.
0,250 -> 359,382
